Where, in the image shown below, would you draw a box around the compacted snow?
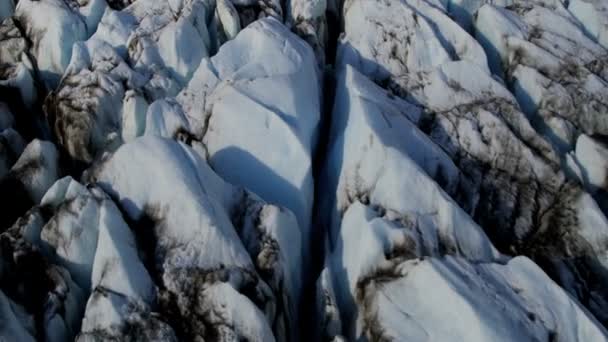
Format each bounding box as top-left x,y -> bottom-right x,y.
1,0 -> 608,341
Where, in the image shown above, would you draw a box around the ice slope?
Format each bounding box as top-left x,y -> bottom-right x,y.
338,0 -> 489,87
287,0 -> 327,65
45,38 -> 147,164
337,27 -> 605,263
326,32 -> 608,332
50,16 -> 320,284
88,136 -> 303,341
175,17 -> 320,253
5,174 -> 174,341
317,201 -> 608,341
475,3 -> 608,178
118,0 -> 210,95
569,0 -> 608,49
321,65 -> 493,256
14,0 -> 106,89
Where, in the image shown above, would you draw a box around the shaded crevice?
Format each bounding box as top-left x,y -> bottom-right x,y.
303,5 -> 344,339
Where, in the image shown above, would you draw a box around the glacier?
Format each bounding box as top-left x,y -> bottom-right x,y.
1,0 -> 608,341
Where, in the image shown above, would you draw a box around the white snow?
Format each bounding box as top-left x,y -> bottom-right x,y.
93,137 -> 253,273
338,0 -> 489,83
39,178 -> 104,291
568,134 -> 608,192
91,136 -> 304,339
319,202 -> 608,340
5,0 -> 608,340
216,0 -> 241,42
475,1 -> 608,166
323,66 -> 501,261
361,256 -> 608,341
569,0 -> 608,49
291,0 -> 326,20
200,283 -> 276,341
121,90 -> 148,142
39,174 -> 153,303
15,0 -> 89,89
90,196 -> 155,303
178,18 -> 320,252
143,99 -> 191,139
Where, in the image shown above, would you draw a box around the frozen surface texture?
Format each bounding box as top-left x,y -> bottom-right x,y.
2,0 -> 608,341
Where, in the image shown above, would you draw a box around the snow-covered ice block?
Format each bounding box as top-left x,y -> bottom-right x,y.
181,282 -> 276,341
46,39 -> 147,163
31,176 -> 166,341
569,0 -> 608,49
89,6 -> 139,57
78,289 -> 177,342
475,3 -> 608,151
39,178 -> 110,291
447,0 -> 511,31
344,256 -> 607,340
288,0 -> 327,66
338,0 -> 488,85
322,66 -> 501,262
178,17 -> 320,252
317,204 -> 608,340
14,0 -> 100,89
89,136 -> 304,340
118,0 -> 212,97
90,190 -> 155,303
215,0 -> 242,44
143,99 -> 192,140
567,134 -> 608,192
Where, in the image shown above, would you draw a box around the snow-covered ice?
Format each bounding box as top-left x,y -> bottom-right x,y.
88,136 -> 303,340
2,0 -> 608,340
176,17 -> 320,254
